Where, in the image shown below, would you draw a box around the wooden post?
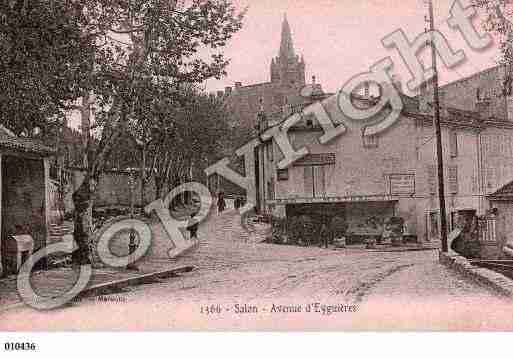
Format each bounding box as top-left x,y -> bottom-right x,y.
428,0 -> 449,252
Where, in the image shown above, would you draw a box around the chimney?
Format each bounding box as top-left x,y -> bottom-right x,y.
217,90 -> 224,98
225,86 -> 232,95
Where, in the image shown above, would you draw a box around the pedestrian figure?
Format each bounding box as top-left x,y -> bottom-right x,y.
187,213 -> 199,240
217,191 -> 226,214
319,223 -> 329,249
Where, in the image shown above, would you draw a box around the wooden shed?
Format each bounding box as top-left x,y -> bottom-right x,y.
0,126 -> 55,276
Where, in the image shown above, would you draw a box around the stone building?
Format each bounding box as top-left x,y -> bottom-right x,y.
420,65 -> 513,121
218,14 -> 319,133
255,66 -> 513,246
209,15 -> 330,198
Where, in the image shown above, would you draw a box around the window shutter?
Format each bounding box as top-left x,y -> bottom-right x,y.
363,135 -> 379,148
449,131 -> 458,157
427,164 -> 436,194
448,165 -> 458,194
277,168 -> 288,181
267,179 -> 275,200
304,166 -> 313,198
314,166 -> 326,197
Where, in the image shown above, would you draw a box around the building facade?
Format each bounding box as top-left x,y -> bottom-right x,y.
420,64 -> 513,121
255,71 -> 513,245
209,15 -> 328,198
215,15 -> 321,132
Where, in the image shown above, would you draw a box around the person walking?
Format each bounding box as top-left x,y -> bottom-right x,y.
217,191 -> 226,215
319,222 -> 329,249
187,212 -> 199,240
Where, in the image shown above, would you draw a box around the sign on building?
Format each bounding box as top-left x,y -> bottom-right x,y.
389,174 -> 415,195
293,153 -> 336,166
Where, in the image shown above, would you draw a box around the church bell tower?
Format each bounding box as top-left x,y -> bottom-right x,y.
270,14 -> 306,88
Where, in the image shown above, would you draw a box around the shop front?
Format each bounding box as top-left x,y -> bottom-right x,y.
272,194 -> 399,245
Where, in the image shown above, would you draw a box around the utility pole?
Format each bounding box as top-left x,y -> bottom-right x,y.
427,0 -> 448,252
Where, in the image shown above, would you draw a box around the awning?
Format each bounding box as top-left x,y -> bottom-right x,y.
268,194 -> 399,205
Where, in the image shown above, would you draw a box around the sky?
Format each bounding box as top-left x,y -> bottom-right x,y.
204,0 -> 502,96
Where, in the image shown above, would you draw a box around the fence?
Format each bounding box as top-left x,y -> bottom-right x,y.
477,215 -> 497,243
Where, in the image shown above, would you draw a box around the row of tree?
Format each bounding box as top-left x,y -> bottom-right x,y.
0,0 -> 245,264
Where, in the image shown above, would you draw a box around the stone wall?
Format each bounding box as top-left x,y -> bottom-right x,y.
64,169 -> 157,212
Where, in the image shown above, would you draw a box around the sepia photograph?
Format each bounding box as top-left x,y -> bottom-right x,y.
1,0 -> 513,353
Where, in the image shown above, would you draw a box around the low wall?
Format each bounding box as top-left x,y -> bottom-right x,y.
64,169 -> 157,213
439,251 -> 513,298
480,242 -> 502,259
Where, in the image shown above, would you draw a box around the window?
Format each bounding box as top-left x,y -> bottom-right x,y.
305,114 -> 313,127
277,168 -> 289,181
363,134 -> 379,148
449,130 -> 458,157
267,179 -> 275,200
429,212 -> 439,238
267,142 -> 273,161
303,165 -> 326,198
314,166 -> 326,197
448,165 -> 458,194
304,167 -> 313,196
427,164 -> 436,195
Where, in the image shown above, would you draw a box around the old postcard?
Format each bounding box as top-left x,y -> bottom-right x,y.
2,0 -> 513,340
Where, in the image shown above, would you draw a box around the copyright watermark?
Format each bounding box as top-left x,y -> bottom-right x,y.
16,0 -> 499,310
17,182 -> 212,310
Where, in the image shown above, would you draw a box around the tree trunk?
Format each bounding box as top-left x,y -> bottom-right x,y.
81,92 -> 91,168
140,146 -> 146,207
73,90 -> 93,265
72,175 -> 94,265
155,176 -> 163,201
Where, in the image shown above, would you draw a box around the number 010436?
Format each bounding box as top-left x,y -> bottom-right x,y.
4,342 -> 37,351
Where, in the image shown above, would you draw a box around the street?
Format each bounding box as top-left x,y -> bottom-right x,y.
1,209 -> 511,330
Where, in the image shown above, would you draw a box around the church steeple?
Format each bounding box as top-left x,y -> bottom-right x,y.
270,14 -> 305,87
279,14 -> 295,60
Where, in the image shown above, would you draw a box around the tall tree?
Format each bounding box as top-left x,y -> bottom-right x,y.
128,83 -> 232,203
71,0 -> 244,264
477,1 -> 513,63
153,89 -> 232,201
0,0 -> 93,135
